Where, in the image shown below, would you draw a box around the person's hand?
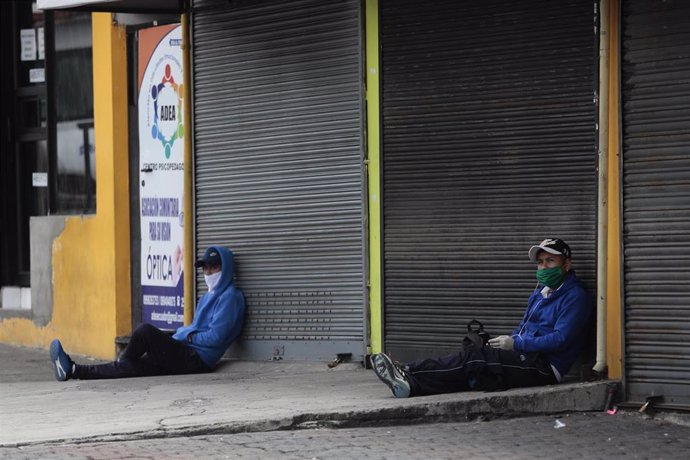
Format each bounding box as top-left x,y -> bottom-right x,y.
488,335 -> 514,350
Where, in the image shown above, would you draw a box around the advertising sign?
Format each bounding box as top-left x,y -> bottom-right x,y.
138,24 -> 185,329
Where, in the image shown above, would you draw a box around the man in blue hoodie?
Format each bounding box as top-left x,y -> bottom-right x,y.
49,246 -> 245,380
371,238 -> 594,397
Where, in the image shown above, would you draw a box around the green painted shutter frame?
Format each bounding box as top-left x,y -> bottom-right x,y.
380,0 -> 598,362
191,0 -> 366,361
622,0 -> 690,409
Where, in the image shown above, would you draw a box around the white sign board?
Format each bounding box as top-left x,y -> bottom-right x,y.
32,172 -> 48,187
138,24 -> 185,329
20,29 -> 37,61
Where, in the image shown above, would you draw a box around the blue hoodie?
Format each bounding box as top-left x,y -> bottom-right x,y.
173,246 -> 245,368
511,271 -> 594,377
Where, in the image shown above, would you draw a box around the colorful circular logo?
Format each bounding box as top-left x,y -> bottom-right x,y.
150,64 -> 184,158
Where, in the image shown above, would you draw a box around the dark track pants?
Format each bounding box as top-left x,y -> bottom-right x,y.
73,323 -> 211,379
406,344 -> 557,396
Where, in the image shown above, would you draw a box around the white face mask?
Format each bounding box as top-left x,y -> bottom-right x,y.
204,271 -> 222,291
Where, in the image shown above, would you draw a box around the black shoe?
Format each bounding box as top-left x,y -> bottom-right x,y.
370,353 -> 411,398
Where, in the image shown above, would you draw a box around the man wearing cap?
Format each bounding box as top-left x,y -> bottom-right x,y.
370,238 -> 594,397
49,246 -> 245,381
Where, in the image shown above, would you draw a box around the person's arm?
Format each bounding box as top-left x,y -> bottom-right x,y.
189,291 -> 244,347
512,290 -> 590,353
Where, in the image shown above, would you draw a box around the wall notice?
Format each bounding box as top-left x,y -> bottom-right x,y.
20,29 -> 37,61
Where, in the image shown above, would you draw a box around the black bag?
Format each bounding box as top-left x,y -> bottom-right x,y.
465,319 -> 491,348
463,320 -> 506,391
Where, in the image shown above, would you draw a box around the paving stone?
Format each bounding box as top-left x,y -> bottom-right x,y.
2,412 -> 690,460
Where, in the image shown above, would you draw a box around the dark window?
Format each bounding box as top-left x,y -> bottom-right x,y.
52,11 -> 95,213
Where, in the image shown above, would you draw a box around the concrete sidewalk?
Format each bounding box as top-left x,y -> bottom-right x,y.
0,344 -> 611,447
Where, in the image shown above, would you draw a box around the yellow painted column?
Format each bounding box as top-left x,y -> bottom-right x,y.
49,12 -> 131,357
182,13 -> 194,325
366,0 -> 382,355
53,12 -> 133,356
606,0 -> 622,379
92,12 -> 132,348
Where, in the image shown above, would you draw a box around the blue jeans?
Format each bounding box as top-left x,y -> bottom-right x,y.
73,323 -> 211,379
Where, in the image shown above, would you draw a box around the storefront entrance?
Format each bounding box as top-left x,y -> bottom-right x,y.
380,0 -> 599,362
621,0 -> 690,410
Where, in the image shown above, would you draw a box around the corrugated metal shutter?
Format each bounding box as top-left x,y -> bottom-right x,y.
191,0 -> 366,361
622,0 -> 690,409
381,0 -> 598,361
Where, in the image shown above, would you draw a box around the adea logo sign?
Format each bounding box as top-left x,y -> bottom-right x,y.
150,63 -> 184,159
139,25 -> 184,162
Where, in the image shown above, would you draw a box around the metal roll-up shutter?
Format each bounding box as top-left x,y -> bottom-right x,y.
191,0 -> 366,361
622,0 -> 690,409
381,0 -> 598,361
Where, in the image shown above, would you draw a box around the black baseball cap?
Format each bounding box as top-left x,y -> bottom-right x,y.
194,247 -> 222,268
528,238 -> 572,262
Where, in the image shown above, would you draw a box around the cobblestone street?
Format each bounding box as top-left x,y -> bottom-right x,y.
2,412 -> 689,459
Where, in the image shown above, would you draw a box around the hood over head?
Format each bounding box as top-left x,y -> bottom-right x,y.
202,246 -> 234,293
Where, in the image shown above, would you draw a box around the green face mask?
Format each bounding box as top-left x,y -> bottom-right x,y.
536,266 -> 565,289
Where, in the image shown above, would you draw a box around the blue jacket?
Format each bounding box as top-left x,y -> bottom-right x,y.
511,272 -> 593,377
173,246 -> 246,368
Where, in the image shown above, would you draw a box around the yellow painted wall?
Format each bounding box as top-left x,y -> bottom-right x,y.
365,0 -> 382,355
182,14 -> 194,326
606,0 -> 623,379
0,13 -> 131,360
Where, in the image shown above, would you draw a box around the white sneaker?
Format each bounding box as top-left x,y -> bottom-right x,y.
370,353 -> 411,398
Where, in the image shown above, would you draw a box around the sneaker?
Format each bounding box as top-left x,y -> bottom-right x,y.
50,339 -> 73,381
370,353 -> 411,398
